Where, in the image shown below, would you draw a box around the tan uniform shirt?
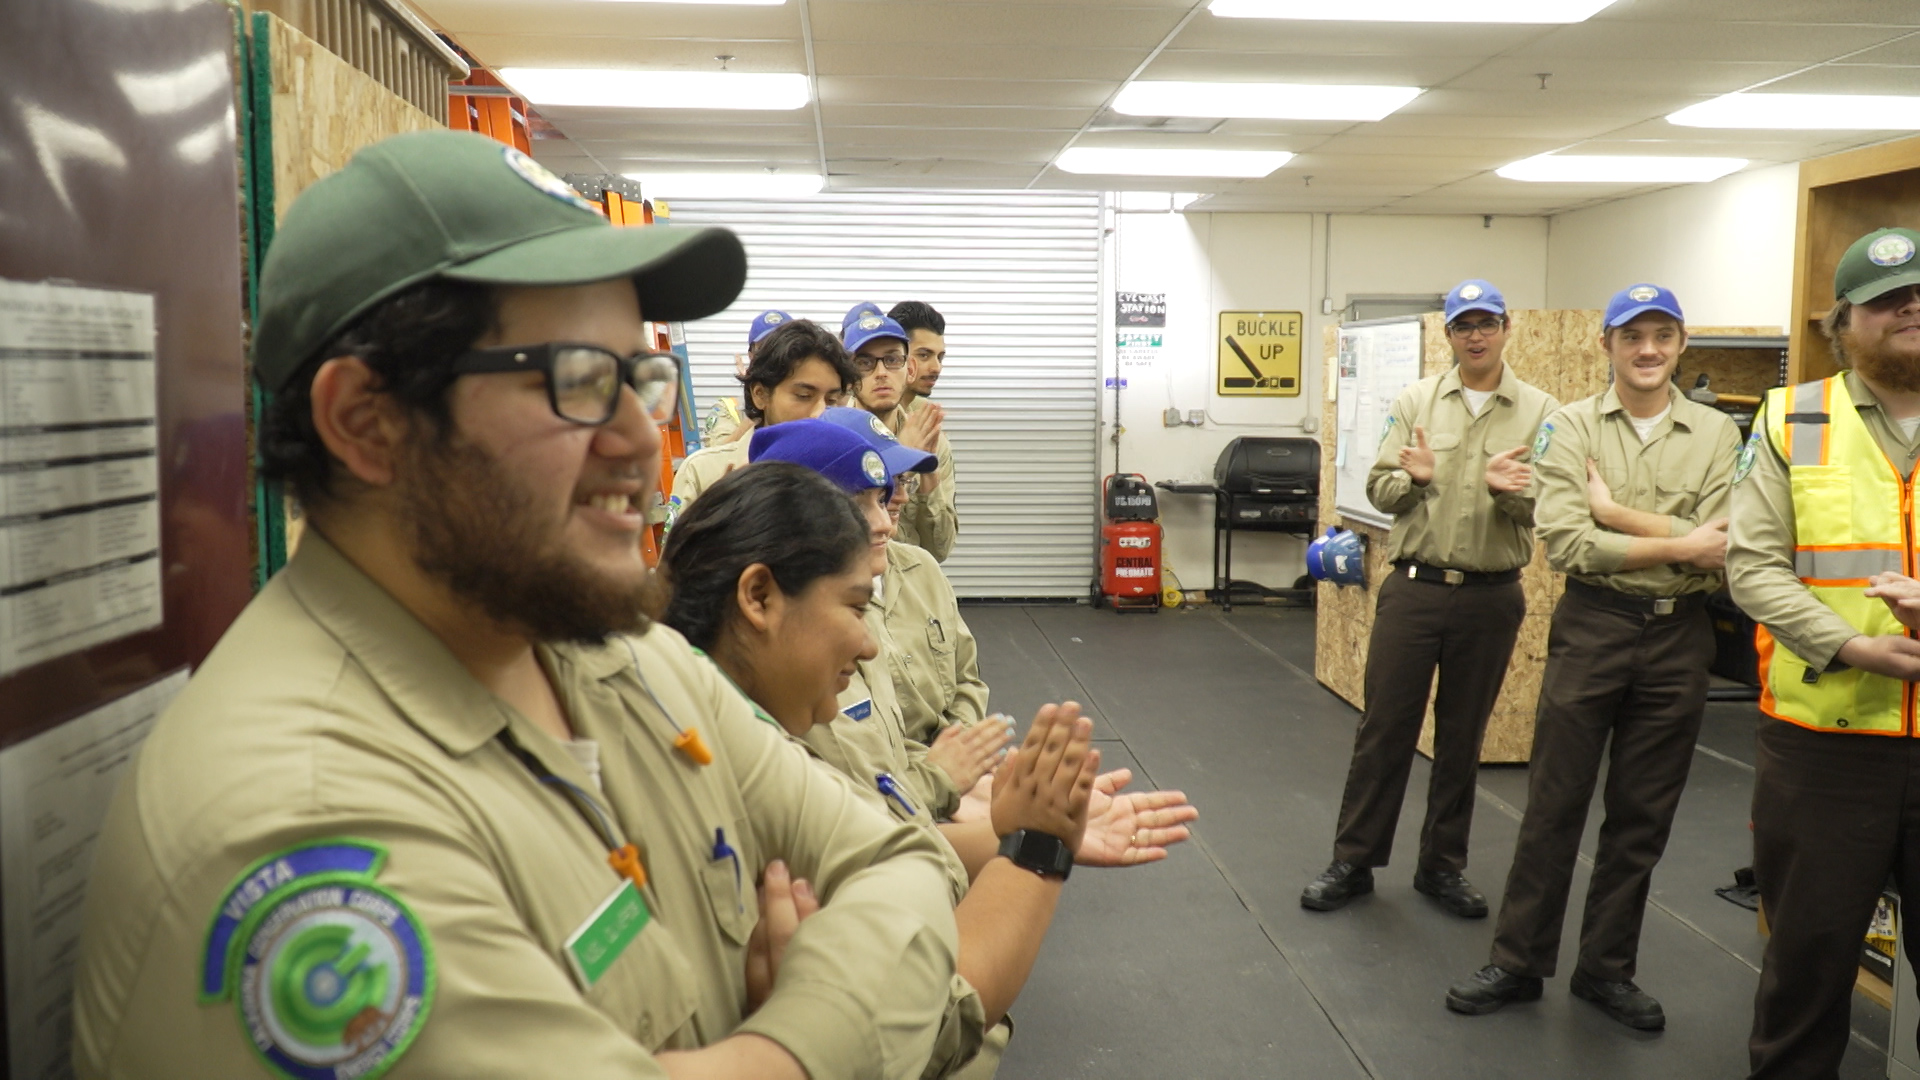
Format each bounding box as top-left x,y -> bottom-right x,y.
1534,383 -> 1742,597
891,400 -> 959,562
1729,370 -> 1920,671
839,616 -> 964,820
73,533 -> 958,1080
881,540 -> 989,745
670,437 -> 750,514
1368,364 -> 1559,572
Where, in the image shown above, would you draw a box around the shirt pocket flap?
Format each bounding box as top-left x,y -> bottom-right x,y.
1426,432 -> 1462,451
699,852 -> 755,946
579,895 -> 702,1050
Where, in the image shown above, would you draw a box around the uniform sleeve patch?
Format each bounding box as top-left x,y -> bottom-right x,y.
1734,431 -> 1760,484
201,841 -> 433,1080
1531,421 -> 1555,461
1377,414 -> 1397,448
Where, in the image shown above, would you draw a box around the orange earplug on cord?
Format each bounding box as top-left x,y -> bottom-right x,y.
674,726 -> 713,766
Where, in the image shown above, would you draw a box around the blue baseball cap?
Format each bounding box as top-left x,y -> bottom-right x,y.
1444,280 -> 1506,322
819,406 -> 936,476
1605,283 -> 1685,328
842,301 -> 884,331
748,309 -> 793,346
843,312 -> 908,356
749,418 -> 892,498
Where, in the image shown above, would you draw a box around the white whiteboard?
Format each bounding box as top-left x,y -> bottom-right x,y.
1333,317 -> 1425,529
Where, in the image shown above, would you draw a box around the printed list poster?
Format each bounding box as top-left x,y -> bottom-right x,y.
1,669 -> 188,1080
0,280 -> 163,677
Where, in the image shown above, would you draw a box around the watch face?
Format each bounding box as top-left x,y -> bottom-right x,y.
999,829 -> 1073,879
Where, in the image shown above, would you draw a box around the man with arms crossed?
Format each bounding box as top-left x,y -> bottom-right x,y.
1729,228 -> 1920,1078
1301,280 -> 1556,918
1448,283 -> 1738,1031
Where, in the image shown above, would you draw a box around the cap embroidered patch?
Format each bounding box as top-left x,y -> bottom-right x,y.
1734,431 -> 1760,485
764,312 -> 785,325
1628,286 -> 1659,302
868,414 -> 897,441
1870,233 -> 1916,267
1532,421 -> 1554,460
859,316 -> 884,331
861,450 -> 887,484
201,841 -> 433,1080
502,147 -> 597,214
1458,284 -> 1483,300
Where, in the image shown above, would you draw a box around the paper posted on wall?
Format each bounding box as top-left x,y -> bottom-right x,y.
2,669 -> 188,1080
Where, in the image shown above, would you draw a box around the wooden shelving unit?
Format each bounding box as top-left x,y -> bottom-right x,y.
1789,134 -> 1920,384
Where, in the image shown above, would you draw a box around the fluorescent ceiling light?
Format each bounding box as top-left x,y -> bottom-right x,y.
499,68 -> 809,110
1056,147 -> 1292,178
1210,0 -> 1617,21
1668,92 -> 1920,130
626,172 -> 824,198
1115,81 -> 1421,122
1496,153 -> 1747,183
581,0 -> 784,4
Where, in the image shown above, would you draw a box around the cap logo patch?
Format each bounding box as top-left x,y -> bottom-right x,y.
859,316 -> 884,330
1628,286 -> 1659,303
868,414 -> 897,441
861,450 -> 887,485
502,147 -> 596,214
763,313 -> 784,325
1458,284 -> 1483,301
1869,234 -> 1916,267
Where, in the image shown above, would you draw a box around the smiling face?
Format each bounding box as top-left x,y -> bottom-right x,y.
907,328 -> 945,398
752,356 -> 846,426
1847,285 -> 1920,392
853,487 -> 893,576
399,278 -> 661,642
754,554 -> 877,728
1601,312 -> 1686,401
1447,312 -> 1508,379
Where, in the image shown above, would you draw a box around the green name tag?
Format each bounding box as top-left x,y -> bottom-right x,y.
565,879 -> 651,988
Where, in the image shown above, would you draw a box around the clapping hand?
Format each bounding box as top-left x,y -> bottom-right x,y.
1072,768 -> 1198,868
1399,426 -> 1435,486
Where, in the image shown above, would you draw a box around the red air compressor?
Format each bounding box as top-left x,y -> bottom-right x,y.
1097,474 -> 1162,611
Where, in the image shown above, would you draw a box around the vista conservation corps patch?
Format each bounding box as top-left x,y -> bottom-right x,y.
202,840 -> 433,1080
1532,421 -> 1555,461
1734,431 -> 1760,485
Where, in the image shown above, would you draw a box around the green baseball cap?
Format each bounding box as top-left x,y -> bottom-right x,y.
1835,227 -> 1920,305
252,129 -> 748,392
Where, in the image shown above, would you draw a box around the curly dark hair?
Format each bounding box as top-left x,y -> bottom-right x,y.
739,319 -> 860,423
888,300 -> 945,337
257,280 -> 496,509
658,462 -> 869,653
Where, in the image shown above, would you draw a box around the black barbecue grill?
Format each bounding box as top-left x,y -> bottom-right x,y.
1156,436 -> 1321,610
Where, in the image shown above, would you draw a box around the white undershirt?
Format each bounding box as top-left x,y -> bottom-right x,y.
561,738 -> 604,793
1461,387 -> 1493,417
1628,406 -> 1671,443
1900,415 -> 1920,440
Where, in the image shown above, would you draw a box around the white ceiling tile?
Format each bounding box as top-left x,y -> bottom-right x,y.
817,76 -> 1113,108
416,0 -> 798,38
827,128 -> 1073,152
808,2 -> 1182,48
1764,65 -> 1920,95
1444,58 -> 1803,95
1168,16 -> 1545,55
1139,51 -> 1483,84
1591,0 -> 1920,25
1513,19 -> 1902,62
458,33 -> 804,71
812,42 -> 1140,81
822,103 -> 1094,129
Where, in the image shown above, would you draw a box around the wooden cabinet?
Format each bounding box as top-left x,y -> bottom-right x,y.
1789,135 -> 1920,384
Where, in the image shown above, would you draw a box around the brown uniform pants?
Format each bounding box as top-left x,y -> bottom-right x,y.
1749,721 -> 1920,1079
1489,581 -> 1713,982
1332,569 -> 1526,874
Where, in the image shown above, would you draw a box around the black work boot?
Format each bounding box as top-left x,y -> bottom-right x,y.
1299,861 -> 1374,911
1413,868 -> 1489,918
1445,965 -> 1543,1016
1571,970 -> 1666,1031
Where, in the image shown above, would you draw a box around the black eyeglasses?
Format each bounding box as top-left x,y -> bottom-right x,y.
1448,318 -> 1506,339
451,342 -> 680,425
851,350 -> 909,375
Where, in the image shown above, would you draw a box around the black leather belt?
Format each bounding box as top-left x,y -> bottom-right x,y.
1564,577 -> 1707,617
1395,560 -> 1521,587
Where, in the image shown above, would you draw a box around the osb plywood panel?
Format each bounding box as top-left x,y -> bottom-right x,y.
1316,314 -> 1785,763
266,13 -> 438,220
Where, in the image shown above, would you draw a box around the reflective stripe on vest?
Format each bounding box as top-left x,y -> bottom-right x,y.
1757,376 -> 1915,735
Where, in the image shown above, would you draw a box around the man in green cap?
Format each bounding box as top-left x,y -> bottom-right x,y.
1728,226 -> 1920,1077
70,130 -> 960,1080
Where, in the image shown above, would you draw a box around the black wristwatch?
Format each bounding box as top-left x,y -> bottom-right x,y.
997,829 -> 1074,881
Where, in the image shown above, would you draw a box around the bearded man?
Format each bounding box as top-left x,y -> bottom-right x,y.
1728,226 -> 1920,1078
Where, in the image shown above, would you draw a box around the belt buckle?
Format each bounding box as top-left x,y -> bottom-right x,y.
1408,564 -> 1420,580
1653,597 -> 1676,616
1441,569 -> 1465,586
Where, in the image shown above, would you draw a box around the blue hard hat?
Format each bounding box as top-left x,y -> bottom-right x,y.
1444,279 -> 1506,323
749,417 -> 892,500
1306,527 -> 1366,587
1604,283 -> 1684,329
818,406 -> 937,477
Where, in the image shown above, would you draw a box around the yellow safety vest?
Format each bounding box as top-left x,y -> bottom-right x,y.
1757,376 -> 1915,735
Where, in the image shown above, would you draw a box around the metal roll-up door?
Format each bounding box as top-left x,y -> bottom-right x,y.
664,191 -> 1102,599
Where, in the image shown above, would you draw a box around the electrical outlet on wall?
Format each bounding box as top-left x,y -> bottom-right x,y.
1186,410 -> 1205,426
1162,407 -> 1182,427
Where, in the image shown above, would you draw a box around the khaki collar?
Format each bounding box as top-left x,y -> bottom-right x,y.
877,540 -> 928,614
283,531 -> 519,757
1438,363 -> 1518,404
1598,382 -> 1689,428
1844,369 -> 1888,414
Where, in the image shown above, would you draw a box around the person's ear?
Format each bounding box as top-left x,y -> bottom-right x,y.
750,383 -> 773,413
735,563 -> 780,634
309,356 -> 412,488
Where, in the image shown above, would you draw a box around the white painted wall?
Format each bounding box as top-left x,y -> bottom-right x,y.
1100,209 -> 1549,595
1544,164 -> 1799,330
